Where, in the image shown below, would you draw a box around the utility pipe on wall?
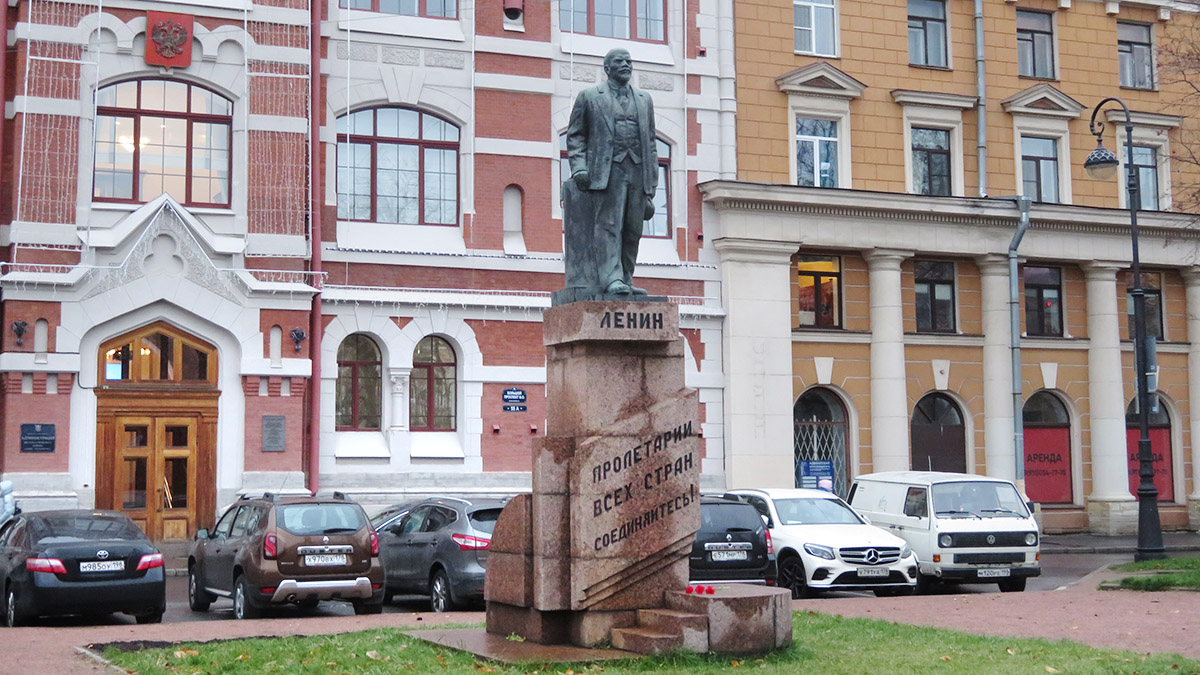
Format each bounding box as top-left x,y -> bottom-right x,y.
1007,197 -> 1031,491
974,0 -> 987,197
307,0 -> 324,495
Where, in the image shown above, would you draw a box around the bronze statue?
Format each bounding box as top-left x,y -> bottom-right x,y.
558,48 -> 658,303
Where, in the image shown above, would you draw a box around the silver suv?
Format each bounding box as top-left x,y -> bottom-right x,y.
373,496 -> 506,612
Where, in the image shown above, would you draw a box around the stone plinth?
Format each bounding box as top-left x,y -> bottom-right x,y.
486,301 -> 700,647
666,586 -> 793,654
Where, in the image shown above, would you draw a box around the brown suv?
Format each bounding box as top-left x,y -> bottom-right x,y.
187,492 -> 385,619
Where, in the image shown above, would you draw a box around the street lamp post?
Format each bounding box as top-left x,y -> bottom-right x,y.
1083,97 -> 1165,562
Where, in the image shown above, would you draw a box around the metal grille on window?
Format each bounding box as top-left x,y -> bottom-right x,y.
794,388 -> 849,499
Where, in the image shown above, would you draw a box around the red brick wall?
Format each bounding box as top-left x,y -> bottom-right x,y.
481,382 -> 544,471
0,372 -> 73,472
2,301 -> 61,353
473,0 -> 551,41
473,154 -> 557,253
475,90 -> 550,142
242,376 -> 307,472
464,319 -> 545,367
259,310 -> 311,359
476,53 -> 551,78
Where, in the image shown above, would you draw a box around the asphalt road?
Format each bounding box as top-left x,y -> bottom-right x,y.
10,552 -> 1133,627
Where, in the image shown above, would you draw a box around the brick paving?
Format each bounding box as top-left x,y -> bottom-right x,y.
5,563 -> 1200,673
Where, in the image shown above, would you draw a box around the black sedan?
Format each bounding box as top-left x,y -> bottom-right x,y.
0,510 -> 166,626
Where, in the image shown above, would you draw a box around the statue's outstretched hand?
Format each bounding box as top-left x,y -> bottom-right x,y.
643,196 -> 655,221
572,170 -> 590,189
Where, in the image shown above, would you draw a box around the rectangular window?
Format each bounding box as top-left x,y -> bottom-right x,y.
1021,136 -> 1059,203
912,127 -> 951,196
795,255 -> 841,328
560,0 -> 666,42
1118,22 -> 1154,89
1017,10 -> 1054,79
908,0 -> 947,67
794,0 -> 837,56
348,0 -> 457,18
1128,145 -> 1159,211
915,260 -> 956,333
1126,272 -> 1164,340
796,118 -> 838,188
1024,266 -> 1063,337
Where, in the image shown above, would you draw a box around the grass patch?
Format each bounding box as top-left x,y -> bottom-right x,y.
100,612 -> 1200,675
1111,556 -> 1200,573
1115,570 -> 1200,591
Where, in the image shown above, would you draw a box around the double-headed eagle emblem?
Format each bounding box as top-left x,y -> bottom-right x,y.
152,19 -> 188,58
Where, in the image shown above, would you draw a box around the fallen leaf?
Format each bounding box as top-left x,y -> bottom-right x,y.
1045,668 -> 1060,673
366,651 -> 382,661
941,656 -> 952,662
173,649 -> 199,659
1006,648 -> 1016,655
730,660 -> 742,668
235,654 -> 249,662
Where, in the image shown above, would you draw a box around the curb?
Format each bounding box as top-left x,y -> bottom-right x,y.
1041,544 -> 1200,555
73,646 -> 126,674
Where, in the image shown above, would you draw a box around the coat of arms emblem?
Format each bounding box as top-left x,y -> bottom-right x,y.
152,19 -> 188,58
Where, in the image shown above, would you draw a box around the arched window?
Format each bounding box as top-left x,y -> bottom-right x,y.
336,334 -> 382,430
336,107 -> 459,225
98,322 -> 218,386
1125,395 -> 1173,502
559,133 -> 671,237
910,393 -> 966,473
1023,391 -> 1072,504
793,387 -> 849,498
410,336 -> 456,431
93,79 -> 232,207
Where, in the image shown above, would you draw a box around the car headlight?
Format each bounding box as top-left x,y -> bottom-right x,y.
939,533 -> 953,548
803,543 -> 836,560
900,543 -> 912,558
1025,532 -> 1038,546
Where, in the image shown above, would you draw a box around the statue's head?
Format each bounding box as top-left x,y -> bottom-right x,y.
603,48 -> 633,86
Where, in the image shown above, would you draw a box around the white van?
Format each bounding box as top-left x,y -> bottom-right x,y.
848,471 -> 1040,592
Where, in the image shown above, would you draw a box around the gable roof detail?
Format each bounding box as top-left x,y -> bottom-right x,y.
1000,83 -> 1086,118
775,62 -> 867,100
78,194 -> 245,256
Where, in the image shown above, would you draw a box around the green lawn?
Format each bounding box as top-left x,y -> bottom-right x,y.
1110,556 -> 1200,591
101,612 -> 1200,675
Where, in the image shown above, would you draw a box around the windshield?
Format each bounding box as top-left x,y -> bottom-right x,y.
700,503 -> 764,532
931,481 -> 1030,518
469,508 -> 502,535
773,497 -> 864,526
279,503 -> 367,535
31,514 -> 147,544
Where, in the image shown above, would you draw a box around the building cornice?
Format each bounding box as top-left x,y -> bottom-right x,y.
1103,108 -> 1183,128
697,180 -> 1200,242
891,89 -> 978,109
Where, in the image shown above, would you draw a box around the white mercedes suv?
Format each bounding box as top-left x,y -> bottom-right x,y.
724,488 -> 918,598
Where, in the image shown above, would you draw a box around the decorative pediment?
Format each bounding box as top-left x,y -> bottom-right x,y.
1000,83 -> 1086,118
78,193 -> 245,256
1104,109 -> 1183,129
775,62 -> 866,100
891,89 -> 977,109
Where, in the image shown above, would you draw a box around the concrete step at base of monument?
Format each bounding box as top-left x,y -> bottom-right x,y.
610,627 -> 684,655
636,608 -> 709,652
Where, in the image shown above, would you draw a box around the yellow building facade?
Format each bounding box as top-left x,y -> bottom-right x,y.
704,0 -> 1200,533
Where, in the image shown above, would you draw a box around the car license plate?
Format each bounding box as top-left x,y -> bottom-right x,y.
80,560 -> 125,573
305,554 -> 347,567
978,568 -> 1011,578
711,551 -> 748,562
856,567 -> 889,578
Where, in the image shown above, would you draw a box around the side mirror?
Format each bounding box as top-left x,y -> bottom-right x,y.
760,514 -> 773,529
195,529 -> 209,540
388,523 -> 405,535
1026,500 -> 1035,514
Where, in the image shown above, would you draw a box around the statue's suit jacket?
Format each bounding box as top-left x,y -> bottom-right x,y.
565,81 -> 658,196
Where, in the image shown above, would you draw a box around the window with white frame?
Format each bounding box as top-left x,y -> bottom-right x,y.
341,0 -> 456,18
893,90 -> 973,198
1118,22 -> 1154,90
794,0 -> 837,56
561,0 -> 666,42
1017,10 -> 1055,79
1128,145 -> 1159,211
795,118 -> 838,188
908,0 -> 947,68
1021,136 -> 1059,203
1106,111 -> 1178,212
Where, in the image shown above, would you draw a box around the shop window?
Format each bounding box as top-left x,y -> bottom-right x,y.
1125,395 -> 1173,502
1024,265 -> 1063,337
1023,391 -> 1073,504
795,254 -> 841,328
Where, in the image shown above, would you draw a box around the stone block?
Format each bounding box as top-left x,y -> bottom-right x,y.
637,608 -> 709,652
572,554 -> 688,611
485,552 -> 533,607
532,437 -> 573,495
567,609 -> 637,647
532,555 -> 571,610
611,627 -> 682,654
486,602 -> 571,645
666,586 -> 793,653
544,301 -> 679,346
489,493 -> 532,555
532,493 -> 570,558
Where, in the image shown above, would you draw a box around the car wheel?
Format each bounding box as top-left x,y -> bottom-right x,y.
915,573 -> 935,594
4,585 -> 23,628
354,600 -> 384,615
135,611 -> 164,624
383,590 -> 394,604
188,566 -> 211,612
998,577 -> 1027,593
297,598 -> 320,610
873,586 -> 915,598
778,555 -> 811,600
233,575 -> 262,620
429,570 -> 457,613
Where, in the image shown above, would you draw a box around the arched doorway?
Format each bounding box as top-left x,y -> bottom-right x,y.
910,393 -> 966,473
1022,391 -> 1073,504
793,388 -> 849,498
94,322 -> 220,541
1126,395 -> 1174,502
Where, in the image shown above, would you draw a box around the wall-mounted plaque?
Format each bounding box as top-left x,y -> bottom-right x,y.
262,415 -> 286,452
20,424 -> 55,453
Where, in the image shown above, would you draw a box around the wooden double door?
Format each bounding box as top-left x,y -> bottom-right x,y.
96,392 -> 218,541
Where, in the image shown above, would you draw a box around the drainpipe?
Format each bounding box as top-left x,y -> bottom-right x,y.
0,2 -> 9,227
974,0 -> 987,197
307,0 -> 324,495
1006,197 -> 1031,494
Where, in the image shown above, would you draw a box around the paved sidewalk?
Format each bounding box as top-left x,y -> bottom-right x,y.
1042,530 -> 1200,554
